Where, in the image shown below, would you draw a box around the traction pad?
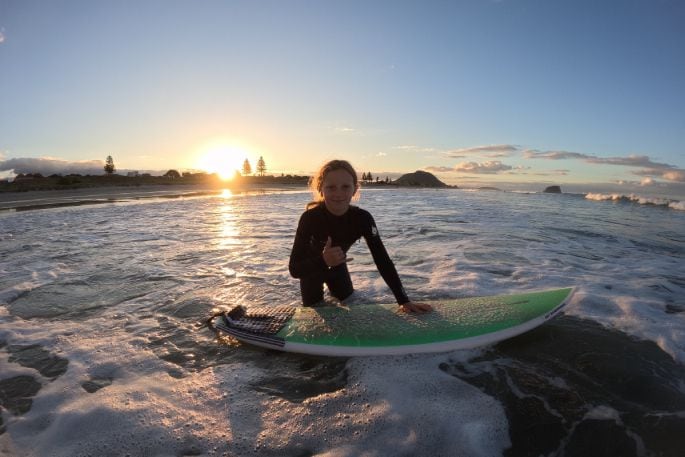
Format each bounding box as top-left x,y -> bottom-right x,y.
221,305 -> 296,336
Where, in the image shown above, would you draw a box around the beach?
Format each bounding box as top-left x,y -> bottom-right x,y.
0,185 -> 216,211
0,182 -> 308,212
1,188 -> 684,456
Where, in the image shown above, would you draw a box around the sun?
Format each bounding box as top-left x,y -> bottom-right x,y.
195,143 -> 249,180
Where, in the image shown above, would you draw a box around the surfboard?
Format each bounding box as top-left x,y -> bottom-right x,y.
212,287 -> 575,356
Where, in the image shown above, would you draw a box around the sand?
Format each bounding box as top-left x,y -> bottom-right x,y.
0,185 -> 224,211
0,183 -> 307,211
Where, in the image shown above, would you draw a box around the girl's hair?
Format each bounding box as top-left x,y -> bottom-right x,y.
307,159 -> 360,209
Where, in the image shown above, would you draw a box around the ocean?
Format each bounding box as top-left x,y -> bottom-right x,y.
1,188 -> 684,456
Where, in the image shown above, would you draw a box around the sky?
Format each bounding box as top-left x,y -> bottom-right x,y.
1,0 -> 684,197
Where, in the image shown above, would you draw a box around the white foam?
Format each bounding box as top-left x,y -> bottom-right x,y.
584,405 -> 621,421
229,351 -> 510,456
1,312 -> 510,457
585,192 -> 682,209
670,200 -> 685,211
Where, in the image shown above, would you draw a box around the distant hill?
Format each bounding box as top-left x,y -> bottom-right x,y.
394,170 -> 451,188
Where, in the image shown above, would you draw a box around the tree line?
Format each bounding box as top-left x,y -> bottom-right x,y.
361,172 -> 391,183
103,155 -> 269,178
103,155 -> 391,183
240,156 -> 267,176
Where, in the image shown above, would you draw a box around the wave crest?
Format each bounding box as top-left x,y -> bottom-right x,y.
585,192 -> 684,211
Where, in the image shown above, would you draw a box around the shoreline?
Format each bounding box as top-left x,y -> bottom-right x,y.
0,182 -> 308,212
0,177 -> 456,212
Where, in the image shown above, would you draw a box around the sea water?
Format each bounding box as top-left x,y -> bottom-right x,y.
0,188 -> 684,456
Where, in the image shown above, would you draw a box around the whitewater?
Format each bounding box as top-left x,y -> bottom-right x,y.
1,188 -> 683,456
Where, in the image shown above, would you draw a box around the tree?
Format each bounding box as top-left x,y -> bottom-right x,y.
361,172 -> 368,181
104,156 -> 115,175
242,159 -> 252,176
256,156 -> 266,176
164,169 -> 181,179
367,171 -> 373,182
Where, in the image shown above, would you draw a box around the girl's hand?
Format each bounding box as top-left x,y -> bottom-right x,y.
399,301 -> 433,314
322,236 -> 348,267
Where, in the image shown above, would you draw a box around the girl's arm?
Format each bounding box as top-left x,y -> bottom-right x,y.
289,213 -> 327,278
363,212 -> 432,313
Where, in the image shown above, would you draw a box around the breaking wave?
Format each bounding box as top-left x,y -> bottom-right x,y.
585,192 -> 684,211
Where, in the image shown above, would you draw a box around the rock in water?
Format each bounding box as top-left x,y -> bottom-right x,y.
543,185 -> 562,193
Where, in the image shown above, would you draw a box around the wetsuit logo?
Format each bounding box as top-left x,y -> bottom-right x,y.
309,235 -> 325,250
371,226 -> 379,237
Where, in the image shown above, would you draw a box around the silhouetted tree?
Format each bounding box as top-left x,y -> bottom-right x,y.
164,169 -> 181,179
256,156 -> 266,176
242,159 -> 252,176
104,156 -> 115,175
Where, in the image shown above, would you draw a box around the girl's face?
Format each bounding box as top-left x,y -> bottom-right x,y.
321,168 -> 357,216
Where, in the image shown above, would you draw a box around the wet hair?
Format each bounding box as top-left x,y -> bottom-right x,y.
307,159 -> 360,209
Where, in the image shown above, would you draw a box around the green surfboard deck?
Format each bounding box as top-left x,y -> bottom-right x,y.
214,288 -> 574,356
279,288 -> 573,347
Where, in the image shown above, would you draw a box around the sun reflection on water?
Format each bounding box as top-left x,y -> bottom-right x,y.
217,190 -> 240,247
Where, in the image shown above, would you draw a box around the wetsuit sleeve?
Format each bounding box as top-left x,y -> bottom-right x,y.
289,212 -> 328,278
362,212 -> 410,305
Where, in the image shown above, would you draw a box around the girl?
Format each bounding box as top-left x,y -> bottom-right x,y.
289,159 -> 432,314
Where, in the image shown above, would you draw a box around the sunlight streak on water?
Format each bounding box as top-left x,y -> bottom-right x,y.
217,194 -> 241,248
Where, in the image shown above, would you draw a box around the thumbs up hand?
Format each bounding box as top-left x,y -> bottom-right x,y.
322,236 -> 350,267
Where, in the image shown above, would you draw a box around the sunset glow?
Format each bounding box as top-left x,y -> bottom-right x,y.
195,143 -> 250,180
0,1 -> 683,197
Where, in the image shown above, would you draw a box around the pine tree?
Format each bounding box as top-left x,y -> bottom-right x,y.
256,156 -> 266,176
104,156 -> 115,175
242,159 -> 252,176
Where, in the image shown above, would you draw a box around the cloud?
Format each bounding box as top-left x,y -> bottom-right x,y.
394,145 -> 438,153
633,168 -> 685,183
424,166 -> 455,173
454,160 -> 513,174
523,150 -> 591,161
0,28 -> 5,44
662,170 -> 685,182
0,157 -> 106,175
588,154 -> 674,169
447,144 -> 519,158
524,149 -> 685,182
334,127 -> 356,133
523,150 -> 668,168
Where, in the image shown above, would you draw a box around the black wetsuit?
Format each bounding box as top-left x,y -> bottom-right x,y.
289,203 -> 409,306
